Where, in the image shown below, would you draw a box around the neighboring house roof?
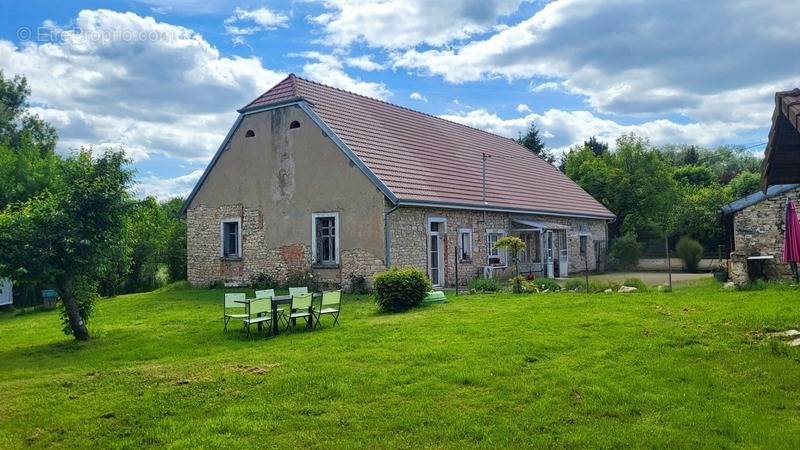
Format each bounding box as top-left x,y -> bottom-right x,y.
186,74 -> 614,219
721,184 -> 800,215
761,88 -> 800,191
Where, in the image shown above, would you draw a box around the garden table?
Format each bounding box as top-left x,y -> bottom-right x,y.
237,293 -> 322,336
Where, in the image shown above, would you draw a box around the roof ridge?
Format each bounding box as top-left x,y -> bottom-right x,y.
291,74 -> 527,149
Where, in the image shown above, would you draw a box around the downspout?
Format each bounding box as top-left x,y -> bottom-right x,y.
384,203 -> 400,268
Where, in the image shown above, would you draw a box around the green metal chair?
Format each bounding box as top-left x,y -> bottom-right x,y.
288,292 -> 313,331
242,298 -> 272,338
288,287 -> 308,297
255,289 -> 287,328
224,293 -> 248,332
314,290 -> 342,329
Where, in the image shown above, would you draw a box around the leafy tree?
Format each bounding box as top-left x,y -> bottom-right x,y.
162,197 -> 188,282
673,165 -> 714,187
584,136 -> 609,157
0,150 -> 132,340
0,71 -> 57,154
517,121 -> 555,163
728,170 -> 761,199
495,236 -> 525,292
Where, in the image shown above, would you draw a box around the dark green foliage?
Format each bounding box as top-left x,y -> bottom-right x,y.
676,236 -> 704,273
468,276 -> 499,292
517,121 -> 555,163
373,267 -> 431,312
563,137 -> 763,249
584,136 -> 608,157
622,278 -> 649,292
0,70 -> 57,154
608,234 -> 643,270
673,165 -> 714,186
0,149 -> 133,339
728,171 -> 761,199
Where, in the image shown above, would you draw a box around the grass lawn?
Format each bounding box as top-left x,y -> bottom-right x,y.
1,281 -> 799,448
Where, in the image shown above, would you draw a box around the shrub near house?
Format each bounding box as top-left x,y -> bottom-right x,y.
373,267 -> 431,312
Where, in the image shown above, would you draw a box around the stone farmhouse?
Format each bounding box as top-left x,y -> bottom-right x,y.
182,75 -> 614,288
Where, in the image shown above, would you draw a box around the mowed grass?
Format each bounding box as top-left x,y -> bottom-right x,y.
1,281 -> 799,449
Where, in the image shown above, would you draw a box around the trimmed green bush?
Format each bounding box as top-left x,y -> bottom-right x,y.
676,236 -> 704,273
609,234 -> 642,270
622,278 -> 648,292
469,277 -> 499,292
373,267 -> 432,312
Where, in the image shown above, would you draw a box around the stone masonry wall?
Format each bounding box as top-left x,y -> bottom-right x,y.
389,206 -> 607,287
187,204 -> 385,289
729,187 -> 800,283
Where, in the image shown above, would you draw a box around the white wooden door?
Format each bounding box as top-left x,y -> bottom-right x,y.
558,231 -> 569,277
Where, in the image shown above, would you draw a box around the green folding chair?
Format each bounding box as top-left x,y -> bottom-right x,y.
242,298 -> 272,338
288,292 -> 313,332
224,293 -> 248,332
255,289 -> 287,328
288,287 -> 308,297
314,290 -> 342,329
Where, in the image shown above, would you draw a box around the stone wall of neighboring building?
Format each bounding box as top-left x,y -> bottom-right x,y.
388,206 -> 608,287
728,186 -> 800,283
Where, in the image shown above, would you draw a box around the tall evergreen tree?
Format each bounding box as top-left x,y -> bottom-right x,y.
517,121 -> 554,163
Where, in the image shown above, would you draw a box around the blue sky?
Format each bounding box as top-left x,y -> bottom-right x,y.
1,0 -> 798,199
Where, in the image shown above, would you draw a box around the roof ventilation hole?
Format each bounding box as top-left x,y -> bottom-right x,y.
290,121 -> 301,129
245,129 -> 255,138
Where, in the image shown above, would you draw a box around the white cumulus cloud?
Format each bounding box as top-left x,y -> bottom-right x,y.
312,0 -> 525,49
409,92 -> 427,102
295,51 -> 391,99
0,9 -> 285,163
440,108 -> 751,157
394,0 -> 800,129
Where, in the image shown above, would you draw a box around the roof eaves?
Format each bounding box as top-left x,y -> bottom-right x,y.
237,96 -> 308,114
721,183 -> 800,215
396,199 -> 616,220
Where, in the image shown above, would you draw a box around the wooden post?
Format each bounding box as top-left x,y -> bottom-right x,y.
665,233 -> 673,290
584,255 -> 589,293
454,244 -> 460,296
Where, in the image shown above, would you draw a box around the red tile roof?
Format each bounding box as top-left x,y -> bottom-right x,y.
242,74 -> 614,219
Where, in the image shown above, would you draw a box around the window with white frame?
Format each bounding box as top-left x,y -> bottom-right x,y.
312,212 -> 339,265
487,230 -> 507,266
220,218 -> 241,259
459,228 -> 473,261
